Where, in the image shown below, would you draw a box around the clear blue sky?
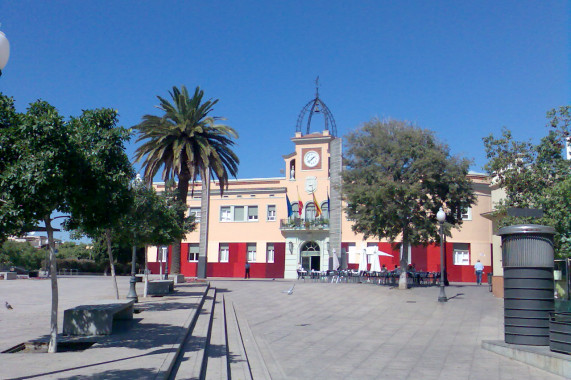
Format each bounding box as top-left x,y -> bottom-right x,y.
1,1 -> 569,240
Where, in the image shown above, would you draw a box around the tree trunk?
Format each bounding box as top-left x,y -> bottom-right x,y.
45,216 -> 59,353
171,172 -> 191,275
398,230 -> 409,290
197,169 -> 210,278
105,229 -> 119,299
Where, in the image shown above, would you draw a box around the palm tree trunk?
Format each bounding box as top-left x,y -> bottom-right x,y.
398,229 -> 409,290
105,229 -> 119,299
197,169 -> 210,278
45,216 -> 59,353
172,173 -> 191,275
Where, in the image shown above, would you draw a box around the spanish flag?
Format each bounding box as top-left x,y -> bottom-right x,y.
313,192 -> 322,217
297,188 -> 303,216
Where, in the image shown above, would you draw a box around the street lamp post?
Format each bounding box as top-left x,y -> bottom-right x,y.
126,237 -> 138,302
437,207 -> 447,302
0,30 -> 10,76
126,174 -> 143,303
163,246 -> 169,280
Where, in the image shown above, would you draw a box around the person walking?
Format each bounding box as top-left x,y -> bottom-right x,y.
474,259 -> 484,285
244,261 -> 251,279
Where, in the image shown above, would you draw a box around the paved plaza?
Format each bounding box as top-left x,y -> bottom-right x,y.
0,276 -> 566,379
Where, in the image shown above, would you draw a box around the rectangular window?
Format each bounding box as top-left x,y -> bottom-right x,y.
220,205 -> 259,222
248,206 -> 259,221
453,243 -> 470,265
267,205 -> 276,221
347,243 -> 357,264
219,244 -> 229,263
158,246 -> 168,262
266,243 -> 275,263
461,207 -> 472,221
234,206 -> 245,221
220,206 -> 231,221
188,243 -> 199,262
247,243 -> 256,262
189,207 -> 201,223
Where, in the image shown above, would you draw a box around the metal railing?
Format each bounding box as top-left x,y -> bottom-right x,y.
279,218 -> 329,231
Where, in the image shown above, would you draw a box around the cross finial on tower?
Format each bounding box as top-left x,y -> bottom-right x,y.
315,76 -> 320,98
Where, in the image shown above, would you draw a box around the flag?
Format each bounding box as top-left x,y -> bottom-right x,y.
297,188 -> 303,216
286,194 -> 293,217
327,188 -> 330,213
313,192 -> 322,217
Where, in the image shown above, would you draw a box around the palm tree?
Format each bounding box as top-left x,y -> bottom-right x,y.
133,86 -> 239,277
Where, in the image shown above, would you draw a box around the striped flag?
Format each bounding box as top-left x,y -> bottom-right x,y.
297,188 -> 303,216
313,192 -> 322,217
286,194 -> 293,217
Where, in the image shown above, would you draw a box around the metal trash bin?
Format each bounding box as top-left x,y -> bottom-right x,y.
549,312 -> 571,354
487,272 -> 493,292
497,224 -> 556,346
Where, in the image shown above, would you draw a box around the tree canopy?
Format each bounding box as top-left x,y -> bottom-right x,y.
133,85 -> 239,276
0,94 -> 139,352
483,106 -> 571,257
342,119 -> 476,288
111,179 -> 196,248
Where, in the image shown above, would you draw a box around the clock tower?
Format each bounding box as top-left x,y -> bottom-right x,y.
281,81 -> 343,279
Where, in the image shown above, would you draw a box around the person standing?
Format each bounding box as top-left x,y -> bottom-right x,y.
474,259 -> 484,285
244,261 -> 251,279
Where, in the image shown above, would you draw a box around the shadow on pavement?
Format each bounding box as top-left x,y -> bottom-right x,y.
8,348 -> 173,380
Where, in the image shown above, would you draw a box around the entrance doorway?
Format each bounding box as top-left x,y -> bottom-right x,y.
300,241 -> 321,271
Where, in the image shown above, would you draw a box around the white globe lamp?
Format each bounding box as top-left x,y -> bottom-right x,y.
0,31 -> 10,76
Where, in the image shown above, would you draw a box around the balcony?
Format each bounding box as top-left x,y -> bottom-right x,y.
279,218 -> 329,231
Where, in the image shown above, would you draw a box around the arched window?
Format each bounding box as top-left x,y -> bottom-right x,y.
305,202 -> 316,220
320,201 -> 329,219
291,203 -> 299,217
301,241 -> 320,252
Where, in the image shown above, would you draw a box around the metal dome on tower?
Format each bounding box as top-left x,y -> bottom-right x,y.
295,77 -> 337,137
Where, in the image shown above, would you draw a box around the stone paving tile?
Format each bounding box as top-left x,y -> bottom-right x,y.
214,279 -> 566,380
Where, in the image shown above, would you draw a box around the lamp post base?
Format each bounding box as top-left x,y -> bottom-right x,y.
126,276 -> 138,303
438,285 -> 447,302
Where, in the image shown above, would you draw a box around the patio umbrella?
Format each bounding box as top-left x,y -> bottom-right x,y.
331,251 -> 340,270
358,249 -> 368,272
369,253 -> 381,272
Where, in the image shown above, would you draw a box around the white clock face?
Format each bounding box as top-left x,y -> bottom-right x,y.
303,150 -> 320,168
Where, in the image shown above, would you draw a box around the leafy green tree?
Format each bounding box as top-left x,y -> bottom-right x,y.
483,106 -> 571,257
0,100 -> 136,353
0,94 -> 34,242
342,119 -> 476,289
65,108 -> 134,299
110,179 -> 195,258
57,242 -> 93,260
0,100 -> 78,352
0,240 -> 44,269
133,86 -> 238,278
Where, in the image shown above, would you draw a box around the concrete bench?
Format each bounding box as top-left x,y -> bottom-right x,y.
146,279 -> 174,295
63,299 -> 135,336
0,272 -> 17,280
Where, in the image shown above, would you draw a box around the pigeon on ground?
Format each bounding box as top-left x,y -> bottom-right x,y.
5,301 -> 13,310
282,283 -> 295,295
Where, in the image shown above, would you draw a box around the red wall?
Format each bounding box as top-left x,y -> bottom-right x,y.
180,243 -> 198,277
377,242 -> 401,269
146,241 -> 487,282
206,242 -> 285,278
